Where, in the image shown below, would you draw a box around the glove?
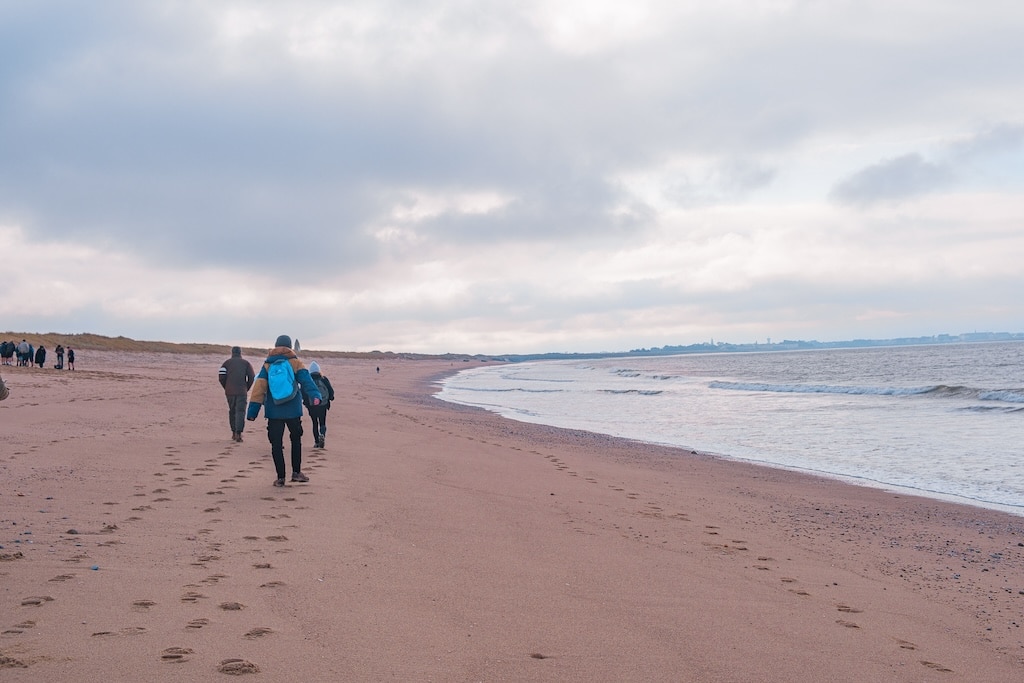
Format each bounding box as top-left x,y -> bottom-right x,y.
312,398 -> 321,406
247,416 -> 256,421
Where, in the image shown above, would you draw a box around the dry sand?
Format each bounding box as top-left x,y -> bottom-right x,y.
1,351 -> 1022,681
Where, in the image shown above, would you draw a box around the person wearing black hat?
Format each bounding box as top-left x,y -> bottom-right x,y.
246,335 -> 322,487
219,345 -> 255,442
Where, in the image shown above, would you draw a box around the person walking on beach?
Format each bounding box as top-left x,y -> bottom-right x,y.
55,344 -> 65,369
17,340 -> 30,366
219,346 -> 255,442
34,345 -> 46,369
303,361 -> 335,449
246,335 -> 321,487
67,347 -> 75,370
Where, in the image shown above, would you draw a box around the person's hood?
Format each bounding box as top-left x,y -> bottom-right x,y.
267,347 -> 297,361
309,361 -> 320,374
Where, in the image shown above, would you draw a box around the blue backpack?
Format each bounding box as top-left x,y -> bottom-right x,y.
267,359 -> 298,404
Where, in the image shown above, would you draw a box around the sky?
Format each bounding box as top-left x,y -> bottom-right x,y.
2,1 -> 1023,355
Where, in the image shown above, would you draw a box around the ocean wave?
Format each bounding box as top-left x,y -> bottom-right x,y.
447,386 -> 564,394
709,381 -> 1024,402
599,389 -> 664,396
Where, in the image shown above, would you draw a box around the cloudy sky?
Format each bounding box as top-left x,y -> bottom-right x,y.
2,1 -> 1023,354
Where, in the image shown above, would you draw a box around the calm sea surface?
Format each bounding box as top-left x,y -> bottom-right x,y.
436,342 -> 1024,516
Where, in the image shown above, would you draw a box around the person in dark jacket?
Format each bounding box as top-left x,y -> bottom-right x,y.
246,335 -> 321,487
303,361 -> 335,449
34,345 -> 46,369
219,346 -> 255,442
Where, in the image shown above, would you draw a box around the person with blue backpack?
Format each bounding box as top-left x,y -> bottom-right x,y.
246,334 -> 322,487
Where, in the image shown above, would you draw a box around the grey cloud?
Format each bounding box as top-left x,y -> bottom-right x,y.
948,123 -> 1024,161
829,154 -> 955,207
667,160 -> 777,208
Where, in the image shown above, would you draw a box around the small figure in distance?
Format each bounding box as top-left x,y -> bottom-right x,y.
220,346 -> 255,442
67,347 -> 76,371
55,344 -> 65,369
246,335 -> 322,487
304,361 -> 335,449
34,345 -> 46,369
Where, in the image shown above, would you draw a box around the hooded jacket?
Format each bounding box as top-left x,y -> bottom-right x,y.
246,347 -> 322,420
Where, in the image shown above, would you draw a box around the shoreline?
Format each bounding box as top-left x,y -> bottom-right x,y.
1,352 -> 1022,680
431,358 -> 1024,520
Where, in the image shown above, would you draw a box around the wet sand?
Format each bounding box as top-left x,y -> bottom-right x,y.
1,351 -> 1022,681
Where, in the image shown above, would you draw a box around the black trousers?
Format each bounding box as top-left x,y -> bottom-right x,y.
308,406 -> 328,439
266,417 -> 303,480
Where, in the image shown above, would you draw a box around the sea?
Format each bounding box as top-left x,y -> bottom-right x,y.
435,341 -> 1024,516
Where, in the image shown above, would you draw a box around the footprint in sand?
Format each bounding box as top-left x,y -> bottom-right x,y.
836,619 -> 860,629
219,602 -> 245,611
252,563 -> 272,569
837,605 -> 863,614
218,659 -> 260,674
20,596 -> 54,607
3,619 -> 37,635
0,655 -> 28,668
186,618 -> 210,629
265,535 -> 288,542
259,581 -> 285,588
920,661 -> 953,672
895,638 -> 917,650
132,600 -> 157,610
49,574 -> 75,582
161,646 -> 194,663
180,591 -> 207,603
244,627 -> 274,639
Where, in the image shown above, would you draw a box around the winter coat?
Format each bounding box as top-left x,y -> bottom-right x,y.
246,347 -> 322,421
304,373 -> 335,410
219,353 -> 255,396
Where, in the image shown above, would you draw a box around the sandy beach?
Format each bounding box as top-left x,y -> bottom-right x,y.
1,350 -> 1022,681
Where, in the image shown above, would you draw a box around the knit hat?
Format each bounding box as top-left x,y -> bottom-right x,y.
309,361 -> 321,374
274,335 -> 292,349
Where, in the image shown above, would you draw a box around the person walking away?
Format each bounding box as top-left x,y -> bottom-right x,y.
34,345 -> 46,369
17,340 -> 29,366
67,347 -> 75,370
246,335 -> 321,487
55,344 -> 65,369
304,361 -> 335,449
219,346 -> 255,442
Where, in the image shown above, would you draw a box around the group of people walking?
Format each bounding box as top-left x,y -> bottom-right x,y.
220,335 -> 335,488
0,340 -> 74,369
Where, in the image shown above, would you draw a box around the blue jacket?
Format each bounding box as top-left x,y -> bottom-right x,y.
246,347 -> 322,420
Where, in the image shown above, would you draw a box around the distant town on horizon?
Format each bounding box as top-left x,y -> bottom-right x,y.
497,330 -> 1024,362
